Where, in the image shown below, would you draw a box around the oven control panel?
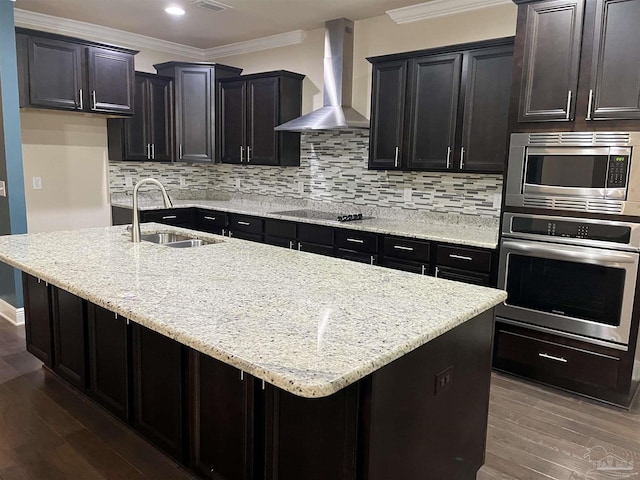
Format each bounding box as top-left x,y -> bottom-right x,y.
607,154 -> 629,188
511,217 -> 631,243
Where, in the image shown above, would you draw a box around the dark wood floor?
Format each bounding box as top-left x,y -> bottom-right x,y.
0,319 -> 638,480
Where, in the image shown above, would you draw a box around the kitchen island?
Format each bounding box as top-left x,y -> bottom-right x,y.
0,224 -> 506,480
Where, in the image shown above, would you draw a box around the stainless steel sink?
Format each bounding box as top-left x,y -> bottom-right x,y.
141,232 -> 214,248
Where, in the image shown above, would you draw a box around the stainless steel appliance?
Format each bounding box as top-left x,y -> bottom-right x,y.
497,213 -> 640,350
505,132 -> 640,215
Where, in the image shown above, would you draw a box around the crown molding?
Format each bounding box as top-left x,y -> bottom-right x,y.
14,9 -> 205,59
386,0 -> 512,24
203,29 -> 305,60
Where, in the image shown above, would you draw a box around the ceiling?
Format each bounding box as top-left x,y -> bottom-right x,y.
13,0 -> 427,49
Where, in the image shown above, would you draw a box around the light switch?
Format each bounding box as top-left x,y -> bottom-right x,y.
493,194 -> 501,209
403,187 -> 412,202
297,181 -> 304,194
32,177 -> 42,190
235,178 -> 241,189
125,176 -> 133,187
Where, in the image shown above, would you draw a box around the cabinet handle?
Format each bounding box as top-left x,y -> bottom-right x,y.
565,90 -> 572,120
446,147 -> 451,169
394,146 -> 399,168
162,215 -> 177,220
393,245 -> 414,251
146,144 -> 151,160
297,242 -> 302,251
435,266 -> 440,277
240,371 -> 244,381
449,254 -> 473,261
221,229 -> 226,236
179,144 -> 183,160
240,146 -> 244,162
78,89 -> 83,110
151,144 -> 155,160
421,264 -> 426,275
370,255 -> 375,265
204,216 -> 216,221
228,231 -> 233,237
538,352 -> 568,363
237,221 -> 250,226
460,147 -> 465,169
586,89 -> 594,121
92,90 -> 97,110
289,240 -> 294,250
247,146 -> 251,163
346,238 -> 364,244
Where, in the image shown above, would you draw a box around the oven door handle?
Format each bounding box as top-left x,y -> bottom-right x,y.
501,239 -> 639,265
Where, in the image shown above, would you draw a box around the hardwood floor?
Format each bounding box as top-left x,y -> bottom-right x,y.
0,318 -> 638,480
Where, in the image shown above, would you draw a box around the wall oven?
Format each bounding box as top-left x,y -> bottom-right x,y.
505,132 -> 640,215
497,213 -> 640,350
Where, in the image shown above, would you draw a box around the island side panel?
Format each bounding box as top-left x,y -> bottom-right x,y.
360,309 -> 495,480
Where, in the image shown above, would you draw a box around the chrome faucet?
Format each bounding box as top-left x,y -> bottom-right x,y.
131,178 -> 173,242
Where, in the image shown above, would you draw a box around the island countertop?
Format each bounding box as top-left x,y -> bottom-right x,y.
0,224 -> 506,398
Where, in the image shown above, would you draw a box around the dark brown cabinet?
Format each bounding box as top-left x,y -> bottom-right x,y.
195,209 -> 228,235
141,208 -> 194,227
131,323 -> 186,462
264,219 -> 297,248
434,244 -> 492,286
228,214 -> 264,242
154,62 -> 242,163
52,287 -> 88,390
513,0 -> 640,127
368,38 -> 513,173
16,28 -> 136,115
219,71 -> 304,166
381,236 -> 430,275
107,72 -> 173,161
190,351 -> 255,480
87,305 -> 131,422
23,273 -> 53,367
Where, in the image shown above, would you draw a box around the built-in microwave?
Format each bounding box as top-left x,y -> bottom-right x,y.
505,132 -> 640,215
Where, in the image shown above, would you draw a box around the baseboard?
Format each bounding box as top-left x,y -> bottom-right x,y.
0,298 -> 25,326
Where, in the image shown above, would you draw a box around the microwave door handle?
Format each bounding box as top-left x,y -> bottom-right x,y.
501,239 -> 638,265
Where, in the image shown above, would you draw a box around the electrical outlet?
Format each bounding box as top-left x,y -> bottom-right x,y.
403,187 -> 413,202
0,180 -> 6,197
493,193 -> 502,209
434,366 -> 454,396
32,176 -> 42,190
297,181 -> 304,195
125,176 -> 133,187
179,176 -> 187,187
235,178 -> 241,189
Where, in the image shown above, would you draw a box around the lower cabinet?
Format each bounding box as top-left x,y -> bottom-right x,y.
131,323 -> 186,462
190,351 -> 256,480
52,287 -> 88,390
434,244 -> 492,286
23,273 -> 53,367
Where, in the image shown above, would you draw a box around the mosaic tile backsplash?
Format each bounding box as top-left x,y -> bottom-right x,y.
109,131 -> 503,218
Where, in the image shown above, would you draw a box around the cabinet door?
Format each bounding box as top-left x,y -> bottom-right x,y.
148,76 -> 174,161
247,77 -> 279,165
517,0 -> 585,122
176,67 -> 213,162
587,0 -> 640,120
459,46 -> 513,172
122,75 -> 150,161
87,305 -> 130,421
52,288 -> 87,390
191,352 -> 255,480
23,273 -> 53,367
220,80 -> 246,164
27,36 -> 83,110
405,54 -> 462,170
132,324 -> 185,461
368,60 -> 407,169
87,47 -> 135,114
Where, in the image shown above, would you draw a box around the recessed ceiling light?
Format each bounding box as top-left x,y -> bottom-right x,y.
165,6 -> 186,15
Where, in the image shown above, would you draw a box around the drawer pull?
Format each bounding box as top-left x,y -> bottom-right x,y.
393,245 -> 414,251
346,238 -> 364,244
538,352 -> 568,363
204,216 -> 216,221
449,254 -> 473,261
237,221 -> 251,226
162,215 -> 177,220
421,264 -> 426,275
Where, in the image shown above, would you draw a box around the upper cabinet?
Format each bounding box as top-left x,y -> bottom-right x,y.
368,38 -> 513,173
219,71 -> 304,166
107,72 -> 173,162
512,0 -> 640,129
16,28 -> 137,116
154,62 -> 242,163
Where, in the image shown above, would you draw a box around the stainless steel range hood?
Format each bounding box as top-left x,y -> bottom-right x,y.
275,18 -> 369,132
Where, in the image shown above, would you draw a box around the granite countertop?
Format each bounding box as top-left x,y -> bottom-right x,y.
111,196 -> 500,249
0,224 -> 506,398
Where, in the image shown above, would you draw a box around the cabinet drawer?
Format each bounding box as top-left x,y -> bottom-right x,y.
265,219 -> 296,240
435,266 -> 489,286
265,236 -> 295,249
435,245 -> 491,273
336,249 -> 378,265
383,236 -> 430,262
382,258 -> 428,275
297,242 -> 334,257
494,327 -> 621,390
230,230 -> 263,243
335,230 -> 378,253
297,223 -> 333,246
196,209 -> 226,228
142,208 -> 193,226
228,214 -> 264,234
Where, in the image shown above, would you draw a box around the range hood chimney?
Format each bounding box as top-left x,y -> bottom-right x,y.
275,18 -> 369,132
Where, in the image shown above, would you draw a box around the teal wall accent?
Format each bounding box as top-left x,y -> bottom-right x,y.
0,0 -> 27,308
